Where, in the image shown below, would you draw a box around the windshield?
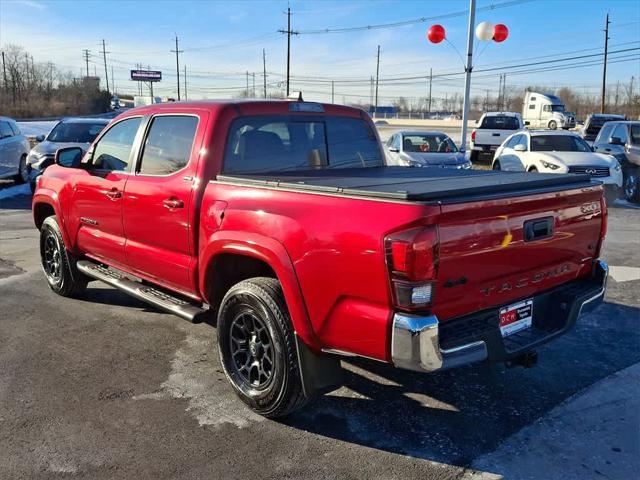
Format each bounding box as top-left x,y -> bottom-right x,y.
551,105 -> 565,112
47,122 -> 106,143
530,135 -> 591,152
402,134 -> 458,153
223,115 -> 383,173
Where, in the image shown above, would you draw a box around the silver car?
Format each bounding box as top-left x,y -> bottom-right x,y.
0,116 -> 31,183
27,117 -> 110,186
384,131 -> 471,169
593,120 -> 640,203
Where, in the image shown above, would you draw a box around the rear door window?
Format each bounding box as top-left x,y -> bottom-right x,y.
480,115 -> 520,130
630,125 -> 640,145
138,116 -> 198,175
223,115 -> 382,173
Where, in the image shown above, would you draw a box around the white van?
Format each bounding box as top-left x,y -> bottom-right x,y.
522,92 -> 575,130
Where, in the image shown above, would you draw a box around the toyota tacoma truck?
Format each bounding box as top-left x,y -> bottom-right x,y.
33,100 -> 608,418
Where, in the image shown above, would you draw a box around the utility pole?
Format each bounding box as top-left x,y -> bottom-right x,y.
171,35 -> 183,100
601,13 -> 610,113
374,45 -> 380,117
101,39 -> 110,93
82,49 -> 90,77
428,67 -> 433,114
1,51 -> 7,91
262,49 -> 267,98
184,65 -> 187,101
252,73 -> 256,98
148,64 -> 153,99
460,0 -> 476,154
246,71 -> 249,97
331,81 -> 335,103
278,6 -> 299,96
502,74 -> 507,110
497,74 -> 503,110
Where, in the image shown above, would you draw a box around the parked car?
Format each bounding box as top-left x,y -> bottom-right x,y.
593,120 -> 640,203
384,131 -> 471,169
580,114 -> 626,144
33,100 -> 608,418
470,112 -> 524,162
0,116 -> 31,183
27,117 -> 109,189
522,91 -> 576,130
492,130 -> 622,203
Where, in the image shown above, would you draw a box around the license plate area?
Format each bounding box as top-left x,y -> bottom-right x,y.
499,299 -> 533,337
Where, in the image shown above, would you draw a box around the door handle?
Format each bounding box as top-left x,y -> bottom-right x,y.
163,198 -> 184,209
105,188 -> 122,200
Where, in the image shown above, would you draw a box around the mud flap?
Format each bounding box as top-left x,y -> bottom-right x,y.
294,335 -> 344,398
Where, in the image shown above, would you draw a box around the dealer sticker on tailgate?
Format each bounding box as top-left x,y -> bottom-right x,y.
499,299 -> 533,337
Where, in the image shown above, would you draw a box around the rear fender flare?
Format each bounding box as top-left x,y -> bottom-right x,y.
199,231 -> 321,351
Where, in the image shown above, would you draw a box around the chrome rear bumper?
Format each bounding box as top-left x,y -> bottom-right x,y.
391,260 -> 608,373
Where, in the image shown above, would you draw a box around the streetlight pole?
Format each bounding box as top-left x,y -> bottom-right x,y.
460,0 -> 476,154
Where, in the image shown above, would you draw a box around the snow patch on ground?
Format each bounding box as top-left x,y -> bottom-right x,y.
133,324 -> 264,428
0,183 -> 31,200
608,265 -> 640,283
17,121 -> 56,137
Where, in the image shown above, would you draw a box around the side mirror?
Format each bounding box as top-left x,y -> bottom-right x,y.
55,147 -> 83,168
609,136 -> 623,146
35,134 -> 45,142
514,144 -> 526,152
388,147 -> 399,153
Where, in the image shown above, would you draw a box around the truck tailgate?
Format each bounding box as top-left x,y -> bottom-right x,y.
433,186 -> 604,321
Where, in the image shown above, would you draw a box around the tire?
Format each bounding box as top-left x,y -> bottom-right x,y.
13,155 -> 28,184
623,167 -> 640,203
492,161 -> 501,171
217,277 -> 307,418
604,188 -> 619,205
40,216 -> 88,297
529,166 -> 539,173
548,120 -> 557,130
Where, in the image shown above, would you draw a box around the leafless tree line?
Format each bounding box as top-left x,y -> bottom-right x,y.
1,44 -> 111,119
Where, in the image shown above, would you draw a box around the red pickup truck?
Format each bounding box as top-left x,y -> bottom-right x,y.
33,100 -> 608,417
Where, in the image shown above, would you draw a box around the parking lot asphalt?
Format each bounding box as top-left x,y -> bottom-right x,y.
1,185 -> 639,479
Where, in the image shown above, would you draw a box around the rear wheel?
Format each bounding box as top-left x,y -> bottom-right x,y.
548,120 -> 557,130
469,150 -> 479,163
40,216 -> 88,297
217,277 -> 307,418
624,167 -> 640,203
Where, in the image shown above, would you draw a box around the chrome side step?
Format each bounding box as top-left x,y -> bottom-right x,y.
77,260 -> 207,323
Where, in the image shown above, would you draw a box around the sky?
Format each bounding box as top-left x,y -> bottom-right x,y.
1,0 -> 639,106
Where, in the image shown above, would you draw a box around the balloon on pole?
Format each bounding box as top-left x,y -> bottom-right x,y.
493,24 -> 509,42
427,24 -> 446,44
475,21 -> 494,41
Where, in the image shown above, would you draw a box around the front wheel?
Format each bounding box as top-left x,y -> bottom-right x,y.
14,155 -> 28,184
548,120 -> 557,130
217,277 -> 307,418
529,166 -> 539,173
624,167 -> 640,203
40,216 -> 88,297
492,161 -> 501,170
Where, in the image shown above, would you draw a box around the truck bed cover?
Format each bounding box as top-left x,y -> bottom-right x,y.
217,167 -> 594,203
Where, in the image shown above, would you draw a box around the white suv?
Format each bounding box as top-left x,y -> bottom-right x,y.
0,116 -> 31,183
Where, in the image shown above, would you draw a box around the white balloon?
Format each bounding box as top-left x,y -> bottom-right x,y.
475,21 -> 494,41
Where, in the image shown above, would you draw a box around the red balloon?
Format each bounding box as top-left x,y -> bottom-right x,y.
427,24 -> 446,44
493,24 -> 509,42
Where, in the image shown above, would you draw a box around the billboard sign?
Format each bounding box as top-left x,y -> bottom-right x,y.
130,70 -> 162,82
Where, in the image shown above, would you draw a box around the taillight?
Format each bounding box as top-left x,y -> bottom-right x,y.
471,130 -> 476,142
385,226 -> 439,310
595,194 -> 608,258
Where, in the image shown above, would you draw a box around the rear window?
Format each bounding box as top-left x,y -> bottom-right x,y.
480,115 -> 520,130
223,115 -> 383,173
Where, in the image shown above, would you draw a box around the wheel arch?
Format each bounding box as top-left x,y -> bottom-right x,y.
199,231 -> 321,351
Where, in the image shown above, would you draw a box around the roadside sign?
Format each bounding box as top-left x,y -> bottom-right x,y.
130,70 -> 162,82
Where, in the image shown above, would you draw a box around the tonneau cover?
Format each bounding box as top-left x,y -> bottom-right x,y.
217,167 -> 594,202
